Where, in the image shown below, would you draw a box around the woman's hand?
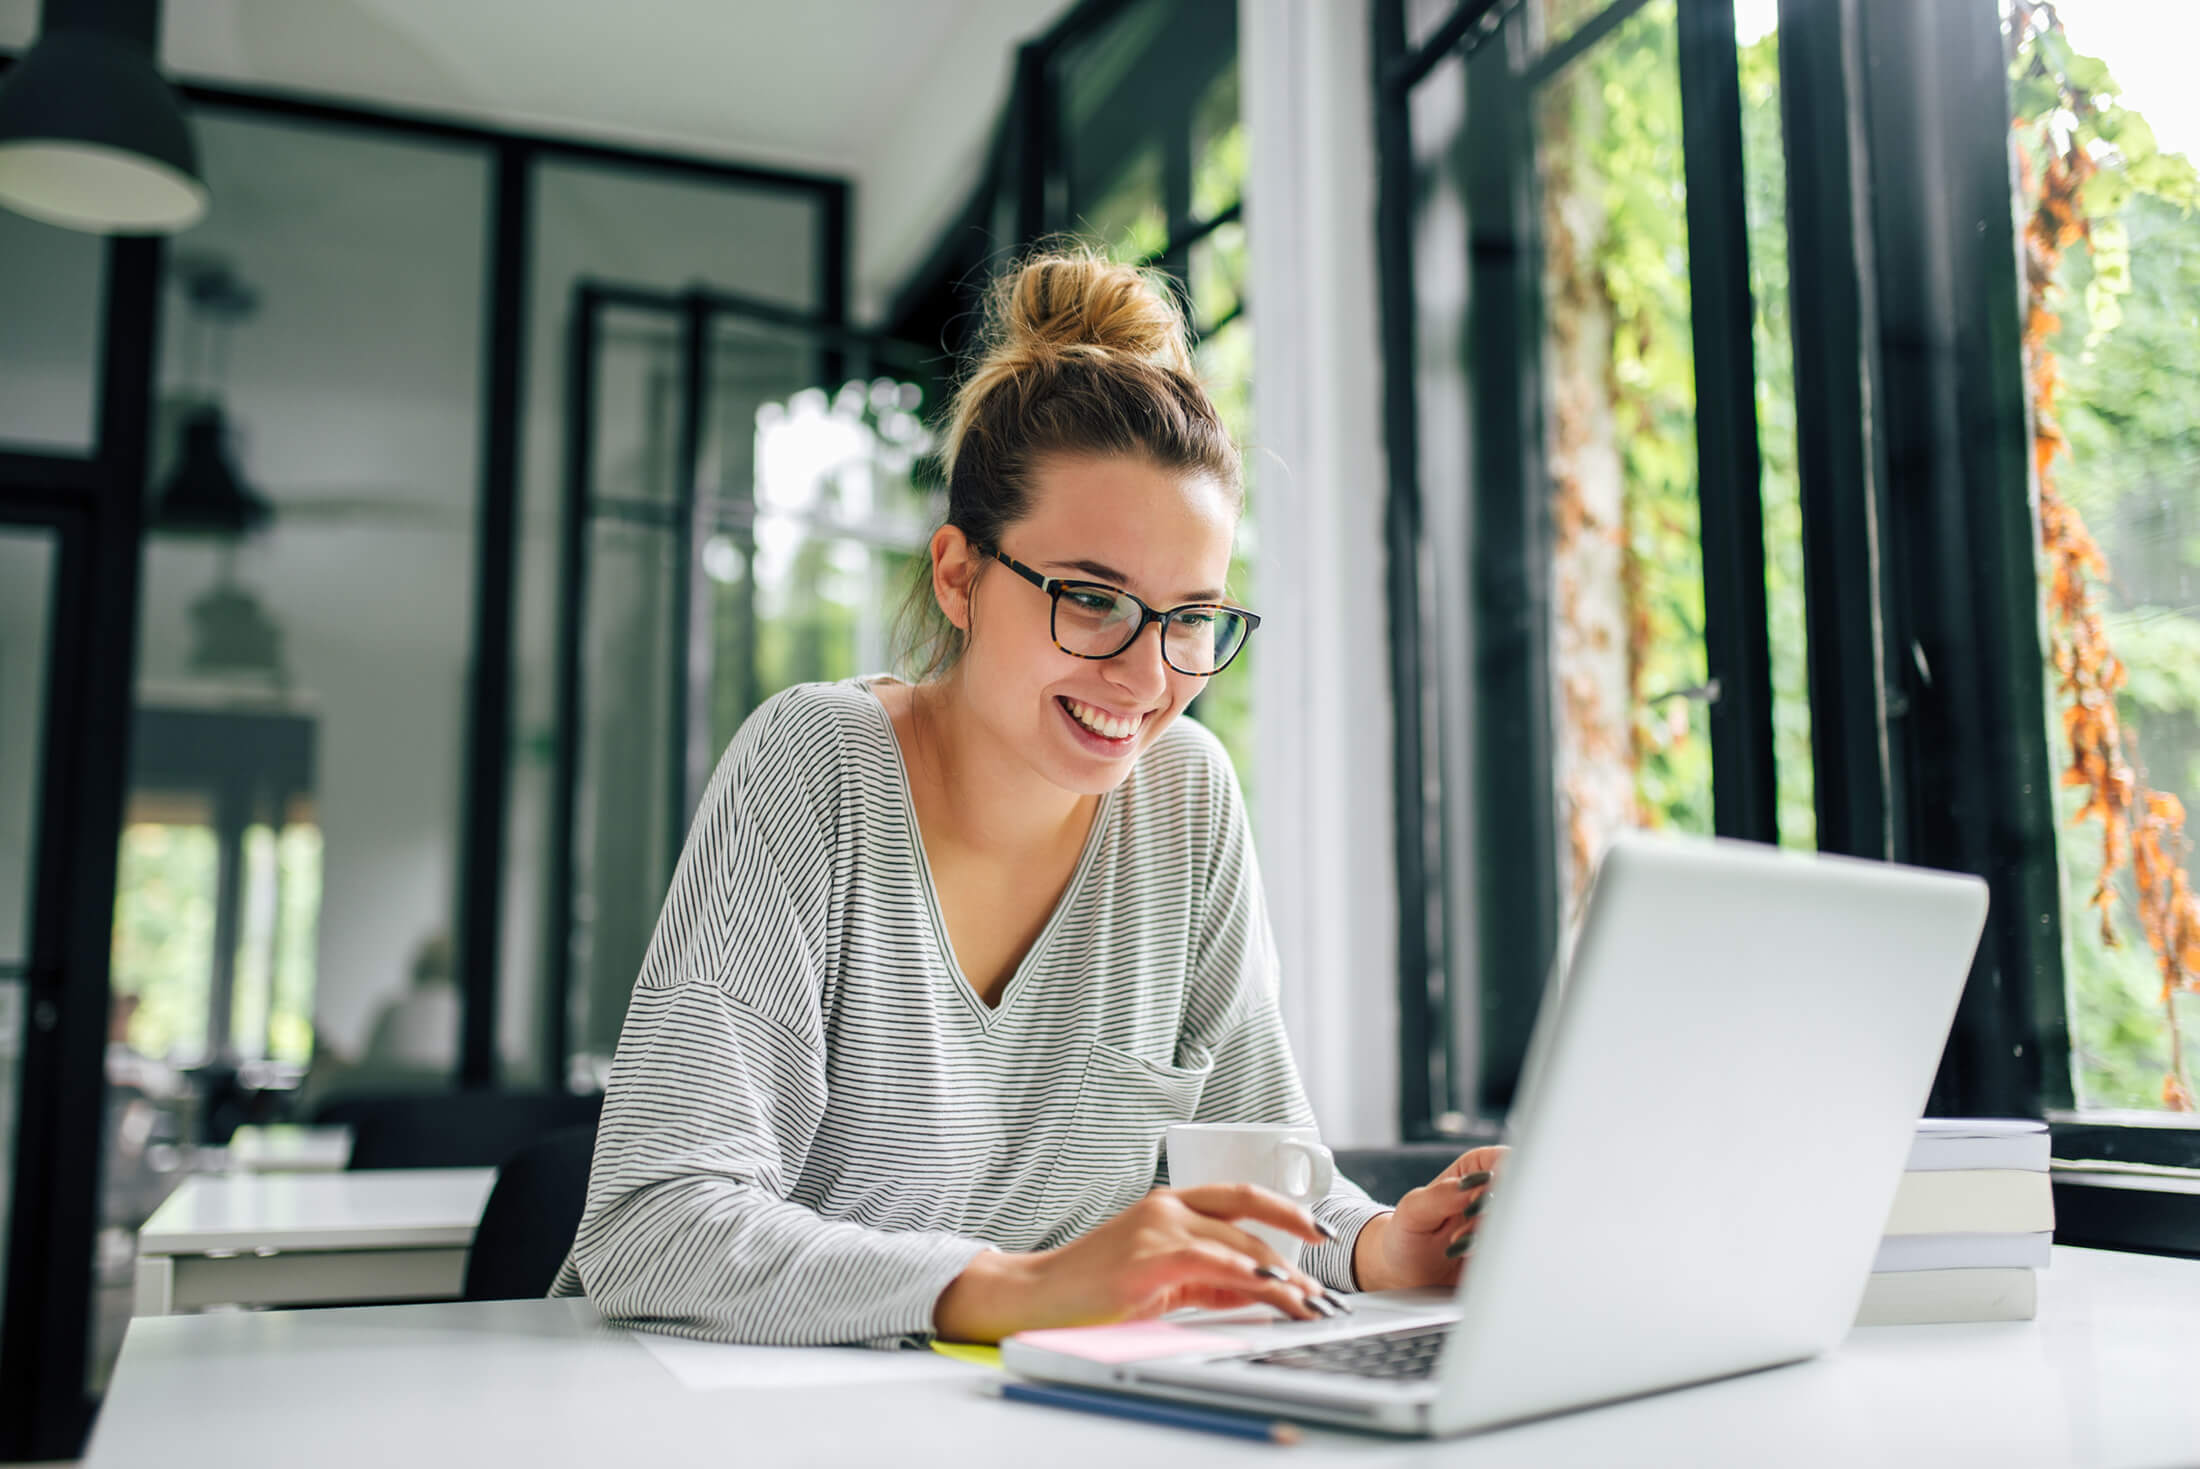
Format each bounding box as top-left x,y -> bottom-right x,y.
1351,1146 -> 1510,1293
933,1184 -> 1347,1343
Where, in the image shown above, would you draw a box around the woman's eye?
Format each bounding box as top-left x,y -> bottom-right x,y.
1066,589 -> 1119,615
1175,610 -> 1216,631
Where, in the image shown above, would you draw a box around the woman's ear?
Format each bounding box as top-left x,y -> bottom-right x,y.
931,524 -> 979,633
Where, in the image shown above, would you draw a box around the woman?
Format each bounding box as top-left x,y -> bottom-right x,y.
552,251 -> 1501,1347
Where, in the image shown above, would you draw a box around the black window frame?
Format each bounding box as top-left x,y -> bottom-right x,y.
1372,0 -> 2200,1254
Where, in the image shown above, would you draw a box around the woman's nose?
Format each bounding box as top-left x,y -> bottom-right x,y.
1105,619 -> 1171,700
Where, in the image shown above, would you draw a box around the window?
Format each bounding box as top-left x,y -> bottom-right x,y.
121,113 -> 488,1104
546,287 -> 934,1082
1379,0 -> 1797,1125
1381,0 -> 2200,1239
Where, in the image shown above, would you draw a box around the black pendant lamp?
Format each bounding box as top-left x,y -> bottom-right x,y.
154,405 -> 273,537
0,0 -> 207,234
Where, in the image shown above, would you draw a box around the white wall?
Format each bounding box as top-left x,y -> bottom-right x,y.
1241,0 -> 1403,1146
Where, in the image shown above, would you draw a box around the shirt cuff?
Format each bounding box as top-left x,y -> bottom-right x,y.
1303,1198 -> 1393,1293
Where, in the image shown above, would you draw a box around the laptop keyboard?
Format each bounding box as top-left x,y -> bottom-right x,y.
1243,1323 -> 1450,1381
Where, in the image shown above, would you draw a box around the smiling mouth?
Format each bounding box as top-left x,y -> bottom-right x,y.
1058,695 -> 1144,742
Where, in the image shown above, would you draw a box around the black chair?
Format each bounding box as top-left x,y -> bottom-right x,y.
313,1090 -> 604,1171
462,1124 -> 598,1301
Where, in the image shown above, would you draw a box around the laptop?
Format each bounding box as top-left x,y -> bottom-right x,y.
1002,832 -> 1991,1437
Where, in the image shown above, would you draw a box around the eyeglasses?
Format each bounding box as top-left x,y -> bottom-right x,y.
980,546 -> 1261,676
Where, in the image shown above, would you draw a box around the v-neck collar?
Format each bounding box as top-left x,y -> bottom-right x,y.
856,678 -> 1117,1030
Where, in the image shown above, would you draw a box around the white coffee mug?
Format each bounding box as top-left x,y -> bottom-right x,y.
1166,1123 -> 1336,1270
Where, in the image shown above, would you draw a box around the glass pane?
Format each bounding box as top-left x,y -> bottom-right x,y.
0,207 -> 102,453
512,163 -> 825,1091
1533,0 -> 1712,914
571,518 -> 679,1074
127,111 -> 488,1121
1409,44 -> 1478,1118
0,523 -> 59,1330
1534,0 -> 1628,60
1190,315 -> 1257,793
1190,60 -> 1245,223
1189,219 -> 1247,333
1734,2 -> 1815,848
2010,4 -> 2200,1115
0,526 -> 56,965
1061,0 -> 1235,253
592,308 -> 687,509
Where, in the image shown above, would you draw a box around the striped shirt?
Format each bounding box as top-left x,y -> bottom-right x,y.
549,677 -> 1388,1347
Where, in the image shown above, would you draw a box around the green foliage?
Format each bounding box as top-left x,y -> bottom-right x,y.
110,823 -> 215,1060
1533,3 -> 1816,849
2012,12 -> 2200,1110
1738,26 -> 1817,851
1547,0 -> 1714,834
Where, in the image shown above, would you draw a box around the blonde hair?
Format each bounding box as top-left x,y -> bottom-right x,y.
897,246 -> 1242,678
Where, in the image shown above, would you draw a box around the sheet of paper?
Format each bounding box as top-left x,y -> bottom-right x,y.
632,1331 -> 991,1392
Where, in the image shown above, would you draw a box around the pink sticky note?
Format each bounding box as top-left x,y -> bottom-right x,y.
1012,1322 -> 1250,1364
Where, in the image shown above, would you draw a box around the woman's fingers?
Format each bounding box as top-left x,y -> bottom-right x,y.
1129,1240 -> 1327,1321
1180,1213 -> 1351,1317
1391,1146 -> 1508,1237
1172,1181 -> 1334,1245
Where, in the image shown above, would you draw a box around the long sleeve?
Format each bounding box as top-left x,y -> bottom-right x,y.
556,693 -> 990,1346
1161,738 -> 1392,1293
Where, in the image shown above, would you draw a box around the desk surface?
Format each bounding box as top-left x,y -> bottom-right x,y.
137,1167 -> 497,1254
226,1124 -> 354,1172
84,1247 -> 2200,1468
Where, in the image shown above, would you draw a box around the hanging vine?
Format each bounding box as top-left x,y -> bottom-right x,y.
2010,1 -> 2200,1110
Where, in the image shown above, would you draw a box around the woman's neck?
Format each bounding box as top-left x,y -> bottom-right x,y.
899,674 -> 1095,860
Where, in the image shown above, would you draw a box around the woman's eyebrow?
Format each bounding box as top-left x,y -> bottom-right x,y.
1045,557 -> 1224,603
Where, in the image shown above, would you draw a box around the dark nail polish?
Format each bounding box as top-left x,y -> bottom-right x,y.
1323,1291 -> 1355,1314
1444,1234 -> 1474,1260
1457,1171 -> 1492,1190
1307,1293 -> 1340,1318
1255,1264 -> 1289,1281
1461,1197 -> 1485,1221
1313,1219 -> 1338,1241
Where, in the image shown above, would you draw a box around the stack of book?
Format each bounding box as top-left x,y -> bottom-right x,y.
1856,1118 -> 2052,1326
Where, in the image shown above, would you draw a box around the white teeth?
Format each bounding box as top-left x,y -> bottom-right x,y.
1064,698 -> 1138,741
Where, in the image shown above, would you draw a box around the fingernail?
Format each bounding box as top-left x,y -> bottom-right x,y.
1255,1264 -> 1289,1281
1444,1234 -> 1474,1260
1313,1218 -> 1337,1241
1457,1171 -> 1492,1190
1323,1291 -> 1355,1314
1306,1293 -> 1340,1318
1461,1197 -> 1485,1221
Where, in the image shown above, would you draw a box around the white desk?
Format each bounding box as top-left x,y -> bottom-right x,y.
86,1247 -> 2200,1467
225,1124 -> 354,1172
133,1167 -> 496,1315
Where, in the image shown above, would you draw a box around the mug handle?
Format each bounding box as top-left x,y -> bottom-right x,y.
1277,1139 -> 1335,1205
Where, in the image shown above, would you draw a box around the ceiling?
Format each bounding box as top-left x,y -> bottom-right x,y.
0,0 -> 1077,316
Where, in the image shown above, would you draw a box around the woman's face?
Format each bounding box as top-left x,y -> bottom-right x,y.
942,453 -> 1238,797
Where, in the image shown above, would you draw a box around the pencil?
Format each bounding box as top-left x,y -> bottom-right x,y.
978,1377 -> 1302,1445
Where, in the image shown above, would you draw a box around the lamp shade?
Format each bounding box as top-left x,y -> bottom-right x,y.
0,26 -> 207,233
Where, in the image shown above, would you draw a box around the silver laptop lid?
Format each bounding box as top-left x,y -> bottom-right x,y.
1429,833 -> 1988,1435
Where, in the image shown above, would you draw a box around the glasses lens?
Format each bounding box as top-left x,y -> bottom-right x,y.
1053,584 -> 1142,657
1165,607 -> 1249,674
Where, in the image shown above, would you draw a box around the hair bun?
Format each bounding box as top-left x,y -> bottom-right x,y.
994,250 -> 1194,374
